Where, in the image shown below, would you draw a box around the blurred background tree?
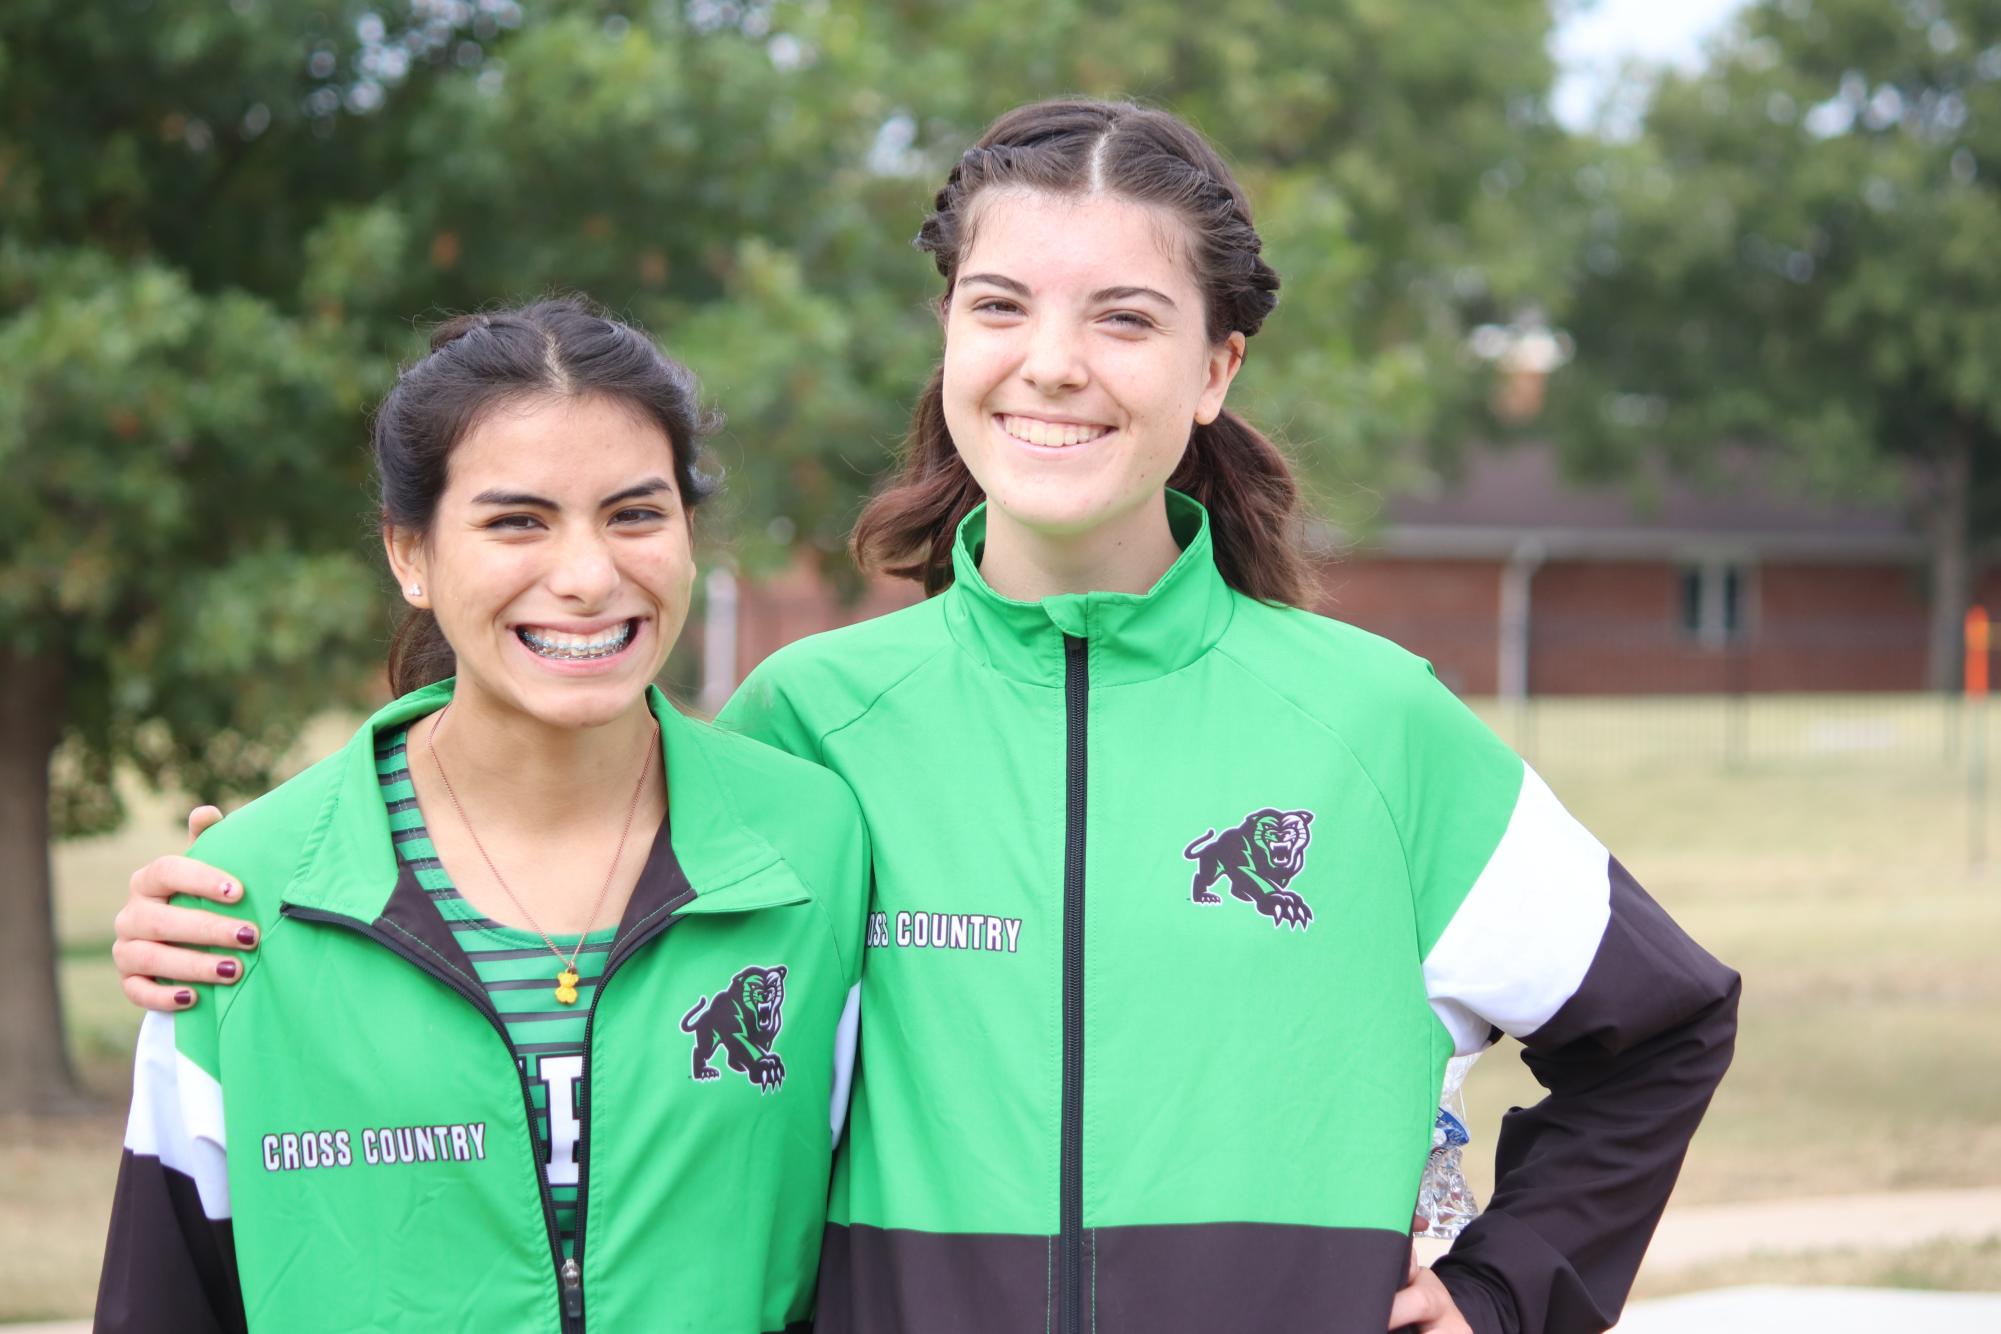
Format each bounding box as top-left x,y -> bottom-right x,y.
2,0 -> 398,1110
1549,0 -> 2001,688
0,0 -> 1571,1108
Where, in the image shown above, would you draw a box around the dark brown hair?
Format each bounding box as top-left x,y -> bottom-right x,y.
851,98 -> 1313,604
378,297 -> 719,695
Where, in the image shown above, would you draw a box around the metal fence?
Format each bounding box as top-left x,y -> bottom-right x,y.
699,578 -> 1977,770
1467,693 -> 1980,770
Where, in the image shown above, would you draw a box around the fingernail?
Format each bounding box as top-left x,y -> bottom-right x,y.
216,959 -> 240,980
236,925 -> 258,947
174,990 -> 195,1007
220,879 -> 239,900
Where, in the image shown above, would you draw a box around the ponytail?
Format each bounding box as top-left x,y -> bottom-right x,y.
386,608 -> 455,697
1167,409 -> 1315,607
850,367 -> 985,596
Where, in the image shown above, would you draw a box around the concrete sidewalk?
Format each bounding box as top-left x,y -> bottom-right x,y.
1639,1186 -> 2001,1270
1407,1187 -> 2001,1331
1613,1285 -> 2001,1331
1415,1185 -> 2001,1273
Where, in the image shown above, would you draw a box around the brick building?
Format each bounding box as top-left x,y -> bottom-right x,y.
707,444 -> 1939,704
1319,444 -> 1933,696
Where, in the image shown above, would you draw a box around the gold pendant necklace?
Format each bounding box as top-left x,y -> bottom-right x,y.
426,704 -> 658,1004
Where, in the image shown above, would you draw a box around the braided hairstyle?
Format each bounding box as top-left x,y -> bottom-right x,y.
378,297 -> 720,695
852,99 -> 1311,604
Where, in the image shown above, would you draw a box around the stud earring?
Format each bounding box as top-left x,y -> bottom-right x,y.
407,583 -> 422,597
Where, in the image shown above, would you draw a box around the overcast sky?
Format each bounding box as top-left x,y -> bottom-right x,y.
1551,0 -> 1750,132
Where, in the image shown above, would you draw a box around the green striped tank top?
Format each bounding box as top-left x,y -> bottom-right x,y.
376,726 -> 612,1258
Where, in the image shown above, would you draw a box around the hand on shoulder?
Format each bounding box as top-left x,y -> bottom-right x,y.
111,804 -> 259,1011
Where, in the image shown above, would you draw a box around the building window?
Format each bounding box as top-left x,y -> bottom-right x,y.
1679,561 -> 1750,647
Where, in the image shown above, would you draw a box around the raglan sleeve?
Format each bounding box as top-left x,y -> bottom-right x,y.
716,651 -> 830,765
719,651 -> 873,1151
95,1001 -> 245,1334
820,773 -> 871,1150
1389,666 -> 1740,1334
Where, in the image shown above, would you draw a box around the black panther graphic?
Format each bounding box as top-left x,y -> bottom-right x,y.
680,965 -> 787,1092
1184,808 -> 1316,930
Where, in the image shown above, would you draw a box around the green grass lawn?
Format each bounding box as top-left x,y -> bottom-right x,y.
1454,719 -> 2001,1210
10,698 -> 2001,1320
1632,1235 -> 2001,1299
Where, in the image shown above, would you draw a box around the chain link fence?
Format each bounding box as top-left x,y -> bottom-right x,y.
709,583 -> 1978,770
1469,692 -> 1982,770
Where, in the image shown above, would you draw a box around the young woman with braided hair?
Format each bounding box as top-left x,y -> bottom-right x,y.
113,99 -> 1736,1334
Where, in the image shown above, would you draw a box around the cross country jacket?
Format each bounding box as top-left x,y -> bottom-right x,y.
719,492 -> 1740,1334
97,682 -> 869,1334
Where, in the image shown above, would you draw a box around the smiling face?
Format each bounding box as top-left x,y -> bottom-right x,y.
385,393 -> 695,732
941,188 -> 1244,583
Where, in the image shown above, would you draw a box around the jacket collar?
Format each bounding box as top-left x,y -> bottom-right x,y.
282,681 -> 792,937
942,490 -> 1237,687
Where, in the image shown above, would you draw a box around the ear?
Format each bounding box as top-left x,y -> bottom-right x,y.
934,288 -> 954,341
383,524 -> 430,610
772,965 -> 787,979
1193,331 -> 1246,427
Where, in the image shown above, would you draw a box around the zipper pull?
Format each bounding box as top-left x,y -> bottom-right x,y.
560,1257 -> 583,1320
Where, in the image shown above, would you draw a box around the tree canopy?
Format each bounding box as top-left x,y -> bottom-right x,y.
1,0 -> 1564,1106
1549,0 -> 2001,686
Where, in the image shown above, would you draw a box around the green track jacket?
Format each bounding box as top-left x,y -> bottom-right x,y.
720,492 -> 1740,1334
97,682 -> 869,1334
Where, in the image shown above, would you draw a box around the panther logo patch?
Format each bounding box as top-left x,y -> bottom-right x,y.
680,965 -> 787,1092
1184,809 -> 1316,931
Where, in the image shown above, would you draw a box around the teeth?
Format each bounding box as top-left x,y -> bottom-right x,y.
518,621 -> 635,661
999,415 -> 1110,449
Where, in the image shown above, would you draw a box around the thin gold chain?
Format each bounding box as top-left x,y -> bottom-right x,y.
425,703 -> 658,975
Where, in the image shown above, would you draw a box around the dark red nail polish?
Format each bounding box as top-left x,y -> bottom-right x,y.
216,959 -> 240,980
236,925 -> 258,947
175,990 -> 195,1007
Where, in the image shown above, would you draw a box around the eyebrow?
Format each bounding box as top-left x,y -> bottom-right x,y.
1092,285 -> 1178,309
599,477 -> 674,507
470,489 -> 554,508
960,273 -> 1030,297
470,476 -> 674,510
959,273 -> 1178,309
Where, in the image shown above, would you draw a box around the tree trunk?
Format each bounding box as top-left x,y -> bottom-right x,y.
0,645 -> 78,1112
1925,431 -> 1973,693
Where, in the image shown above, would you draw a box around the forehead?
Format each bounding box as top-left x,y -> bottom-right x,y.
958,188 -> 1199,297
448,394 -> 675,491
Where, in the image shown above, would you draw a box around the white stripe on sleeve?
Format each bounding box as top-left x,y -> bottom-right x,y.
123,1011 -> 231,1220
1422,766 -> 1612,1055
828,981 -> 861,1143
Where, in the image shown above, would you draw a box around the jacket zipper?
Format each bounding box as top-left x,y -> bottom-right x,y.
281,905 -> 582,1334
1059,633 -> 1089,1334
566,900 -> 690,1327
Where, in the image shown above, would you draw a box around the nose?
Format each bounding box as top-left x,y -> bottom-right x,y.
545,527 -> 619,606
1018,315 -> 1088,396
